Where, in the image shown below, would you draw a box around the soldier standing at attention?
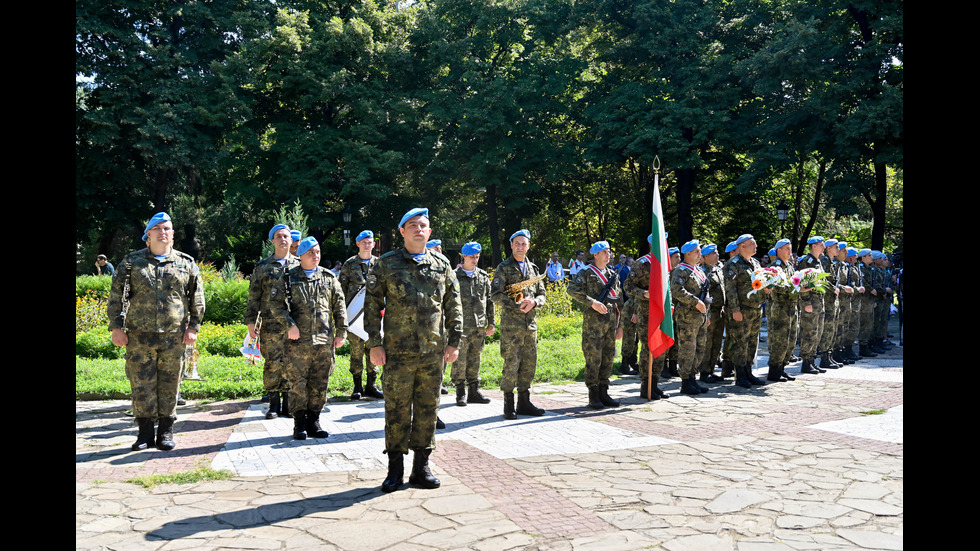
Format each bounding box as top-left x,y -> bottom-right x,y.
450,242 -> 495,406
624,234 -> 669,400
491,230 -> 548,419
818,239 -> 843,369
670,240 -> 711,395
271,237 -> 348,441
765,239 -> 798,382
723,234 -> 770,389
245,224 -> 299,420
797,237 -> 828,374
338,230 -> 383,401
109,212 -> 205,452
365,208 -> 463,493
698,243 -> 727,383
568,240 -> 624,409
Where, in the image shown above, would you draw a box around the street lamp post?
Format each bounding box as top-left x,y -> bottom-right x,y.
343,206 -> 352,249
777,200 -> 789,239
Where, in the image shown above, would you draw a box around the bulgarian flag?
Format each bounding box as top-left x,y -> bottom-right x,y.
647,163 -> 674,358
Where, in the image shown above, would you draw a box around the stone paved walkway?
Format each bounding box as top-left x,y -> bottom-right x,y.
77,330 -> 903,550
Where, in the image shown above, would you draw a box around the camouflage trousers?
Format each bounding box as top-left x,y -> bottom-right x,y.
818,293 -> 839,352
347,334 -> 379,377
674,311 -> 708,379
727,307 -> 763,367
582,313 -> 618,387
284,341 -> 336,414
125,332 -> 184,420
767,299 -> 799,365
858,296 -> 876,343
799,302 -> 825,359
834,295 -> 853,348
383,353 -> 443,454
699,307 -> 726,375
451,331 -> 487,386
874,296 -> 890,339
842,296 -> 861,346
499,326 -> 538,393
621,312 -> 639,367
259,321 -> 289,393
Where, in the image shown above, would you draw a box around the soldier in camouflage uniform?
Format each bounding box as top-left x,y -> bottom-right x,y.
623,234 -> 669,400
817,239 -> 843,369
670,240 -> 711,395
855,249 -> 879,357
765,239 -> 798,382
871,252 -> 893,352
365,208 -> 463,493
245,224 -> 299,420
491,229 -> 548,419
270,237 -> 348,441
839,247 -> 864,361
338,230 -> 383,401
450,242 -> 495,406
831,242 -> 857,364
718,241 -> 740,378
796,237 -> 828,374
567,240 -> 624,409
723,234 -> 769,388
109,212 -> 205,452
698,243 -> 728,383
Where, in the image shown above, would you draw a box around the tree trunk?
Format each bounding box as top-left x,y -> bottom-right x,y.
675,167 -> 695,244
486,183 -> 502,264
870,160 -> 887,250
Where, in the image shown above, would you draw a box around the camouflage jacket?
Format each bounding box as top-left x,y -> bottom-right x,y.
456,266 -> 494,331
796,253 -> 826,310
270,266 -> 348,345
244,254 -> 299,328
490,256 -> 547,330
623,254 -> 653,312
108,248 -> 205,334
364,248 -> 463,354
567,263 -> 623,327
338,254 -> 378,306
703,263 -> 726,313
723,255 -> 765,313
670,263 -> 710,323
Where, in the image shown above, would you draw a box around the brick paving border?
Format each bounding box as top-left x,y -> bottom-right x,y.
433,439 -> 615,539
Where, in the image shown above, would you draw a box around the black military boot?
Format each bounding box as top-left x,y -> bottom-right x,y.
620,362 -> 637,375
701,371 -> 725,383
280,392 -> 292,418
819,352 -> 840,369
132,418 -> 155,451
680,377 -> 702,395
639,379 -> 657,400
668,360 -> 679,378
653,376 -> 669,399
599,384 -> 620,407
305,410 -> 329,439
266,392 -> 280,419
503,392 -> 517,420
350,374 -> 363,401
780,362 -> 796,381
846,345 -> 862,362
734,365 -> 752,388
456,383 -> 467,406
745,365 -> 767,385
870,339 -> 886,354
516,390 -> 545,416
292,410 -> 308,440
436,417 -> 446,429
467,382 -> 491,404
156,417 -> 176,451
408,449 -> 441,489
381,452 -> 404,493
720,360 -> 735,379
587,386 -> 604,409
767,361 -> 784,382
800,358 -> 821,374
364,371 -> 384,399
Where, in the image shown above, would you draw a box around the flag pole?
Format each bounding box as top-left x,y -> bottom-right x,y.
646,156 -> 660,401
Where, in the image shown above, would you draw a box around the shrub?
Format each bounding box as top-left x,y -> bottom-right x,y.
76,275 -> 112,299
203,279 -> 250,325
76,292 -> 109,334
76,327 -> 124,359
197,323 -> 249,356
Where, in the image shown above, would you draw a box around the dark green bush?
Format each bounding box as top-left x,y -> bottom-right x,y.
203,279 -> 250,325
76,327 -> 124,359
76,275 -> 112,299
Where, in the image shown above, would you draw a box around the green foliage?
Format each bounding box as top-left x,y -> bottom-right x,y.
76,275 -> 112,299
221,255 -> 243,282
76,327 -> 124,360
203,280 -> 250,325
197,262 -> 222,285
126,465 -> 235,488
76,292 -> 109,334
197,324 -> 249,357
539,279 -> 582,317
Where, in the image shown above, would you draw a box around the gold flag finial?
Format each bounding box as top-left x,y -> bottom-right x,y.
653,155 -> 660,173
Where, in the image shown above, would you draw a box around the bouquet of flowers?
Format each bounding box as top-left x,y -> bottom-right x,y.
791,268 -> 830,294
747,267 -> 789,297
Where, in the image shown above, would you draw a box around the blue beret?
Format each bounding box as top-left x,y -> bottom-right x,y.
142,212 -> 172,241
647,234 -> 653,244
725,241 -> 737,253
825,239 -> 839,248
668,247 -> 679,255
426,239 -> 442,249
399,207 -> 428,228
837,241 -> 847,249
461,242 -> 482,256
355,230 -> 373,242
871,250 -> 883,259
510,229 -> 531,242
590,240 -> 610,254
774,238 -> 791,250
680,239 -> 699,254
857,248 -> 871,258
807,236 -> 825,245
702,243 -> 717,255
268,224 -> 290,241
846,247 -> 858,258
296,237 -> 319,256
767,249 -> 776,256
290,230 -> 301,242
735,234 -> 754,245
